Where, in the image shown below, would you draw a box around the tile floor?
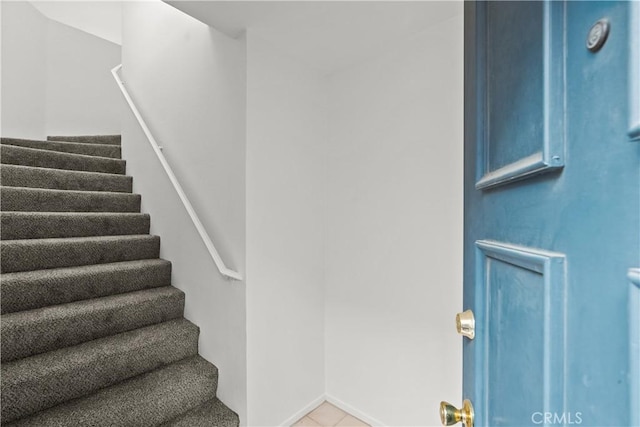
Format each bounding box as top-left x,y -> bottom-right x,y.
292,402 -> 370,427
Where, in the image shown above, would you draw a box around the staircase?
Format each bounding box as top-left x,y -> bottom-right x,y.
0,135 -> 239,426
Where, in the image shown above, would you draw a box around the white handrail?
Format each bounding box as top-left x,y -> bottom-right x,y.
111,64 -> 242,281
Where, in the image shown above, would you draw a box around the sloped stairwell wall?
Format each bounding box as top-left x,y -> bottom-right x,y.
1,1 -> 122,139
1,2 -> 46,139
120,1 -> 247,424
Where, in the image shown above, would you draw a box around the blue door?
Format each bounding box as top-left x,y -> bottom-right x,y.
459,1 -> 640,426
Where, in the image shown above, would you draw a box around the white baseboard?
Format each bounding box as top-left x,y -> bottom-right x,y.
324,394 -> 385,427
279,394 -> 326,427
278,393 -> 385,427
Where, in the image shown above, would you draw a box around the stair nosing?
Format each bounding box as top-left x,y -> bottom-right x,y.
2,137 -> 121,150
1,144 -> 125,162
47,135 -> 121,146
0,258 -> 171,278
0,163 -> 132,179
0,211 -> 150,218
1,234 -> 158,245
1,138 -> 121,159
0,185 -> 140,197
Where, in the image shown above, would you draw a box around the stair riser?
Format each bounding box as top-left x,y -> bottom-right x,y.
4,356 -> 217,427
1,288 -> 185,362
1,260 -> 172,314
1,138 -> 121,159
1,145 -> 126,174
1,213 -> 150,240
1,321 -> 199,423
1,165 -> 132,193
1,187 -> 140,213
47,135 -> 121,146
0,236 -> 160,273
160,399 -> 239,427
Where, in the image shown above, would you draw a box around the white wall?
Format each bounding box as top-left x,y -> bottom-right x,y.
31,1 -> 122,45
1,1 -> 121,139
324,14 -> 464,426
120,3 -> 462,426
121,1 -> 247,422
246,35 -> 327,427
45,18 -> 122,136
1,1 -> 47,139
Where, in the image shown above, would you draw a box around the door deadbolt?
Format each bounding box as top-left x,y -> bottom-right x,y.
440,400 -> 474,427
456,310 -> 475,339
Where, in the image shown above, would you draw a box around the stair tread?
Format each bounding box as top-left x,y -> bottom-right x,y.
1,211 -> 149,218
1,138 -> 121,159
0,164 -> 132,193
5,355 -> 217,427
1,186 -> 138,198
1,319 -> 199,423
1,186 -> 141,213
1,234 -> 159,245
47,135 -> 121,146
0,234 -> 160,273
1,286 -> 185,362
1,259 -> 172,314
1,144 -> 126,174
1,211 -> 151,240
160,398 -> 239,427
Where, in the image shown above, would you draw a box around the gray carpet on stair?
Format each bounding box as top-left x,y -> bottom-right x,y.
1,138 -> 121,159
1,259 -> 172,314
1,319 -> 199,423
1,187 -> 141,213
1,212 -> 150,240
47,135 -> 121,145
1,287 -> 185,362
0,133 -> 237,426
1,144 -> 126,174
1,235 -> 160,273
160,398 -> 240,427
5,356 -> 218,427
1,164 -> 133,193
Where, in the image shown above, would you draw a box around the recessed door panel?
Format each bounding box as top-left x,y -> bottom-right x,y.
487,261 -> 544,426
630,269 -> 640,427
475,1 -> 565,190
486,1 -> 544,172
477,241 -> 566,427
630,3 -> 640,140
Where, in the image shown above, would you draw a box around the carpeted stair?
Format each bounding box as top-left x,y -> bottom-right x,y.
0,135 -> 239,426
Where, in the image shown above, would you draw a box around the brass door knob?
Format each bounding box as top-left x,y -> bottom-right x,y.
455,310 -> 475,339
440,399 -> 474,427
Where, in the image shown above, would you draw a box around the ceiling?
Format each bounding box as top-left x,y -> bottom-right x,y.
25,1 -> 462,72
166,1 -> 462,74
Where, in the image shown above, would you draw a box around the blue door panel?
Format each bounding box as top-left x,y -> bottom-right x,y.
486,1 -> 544,172
464,1 -> 640,426
474,1 -> 565,191
476,241 -> 566,427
